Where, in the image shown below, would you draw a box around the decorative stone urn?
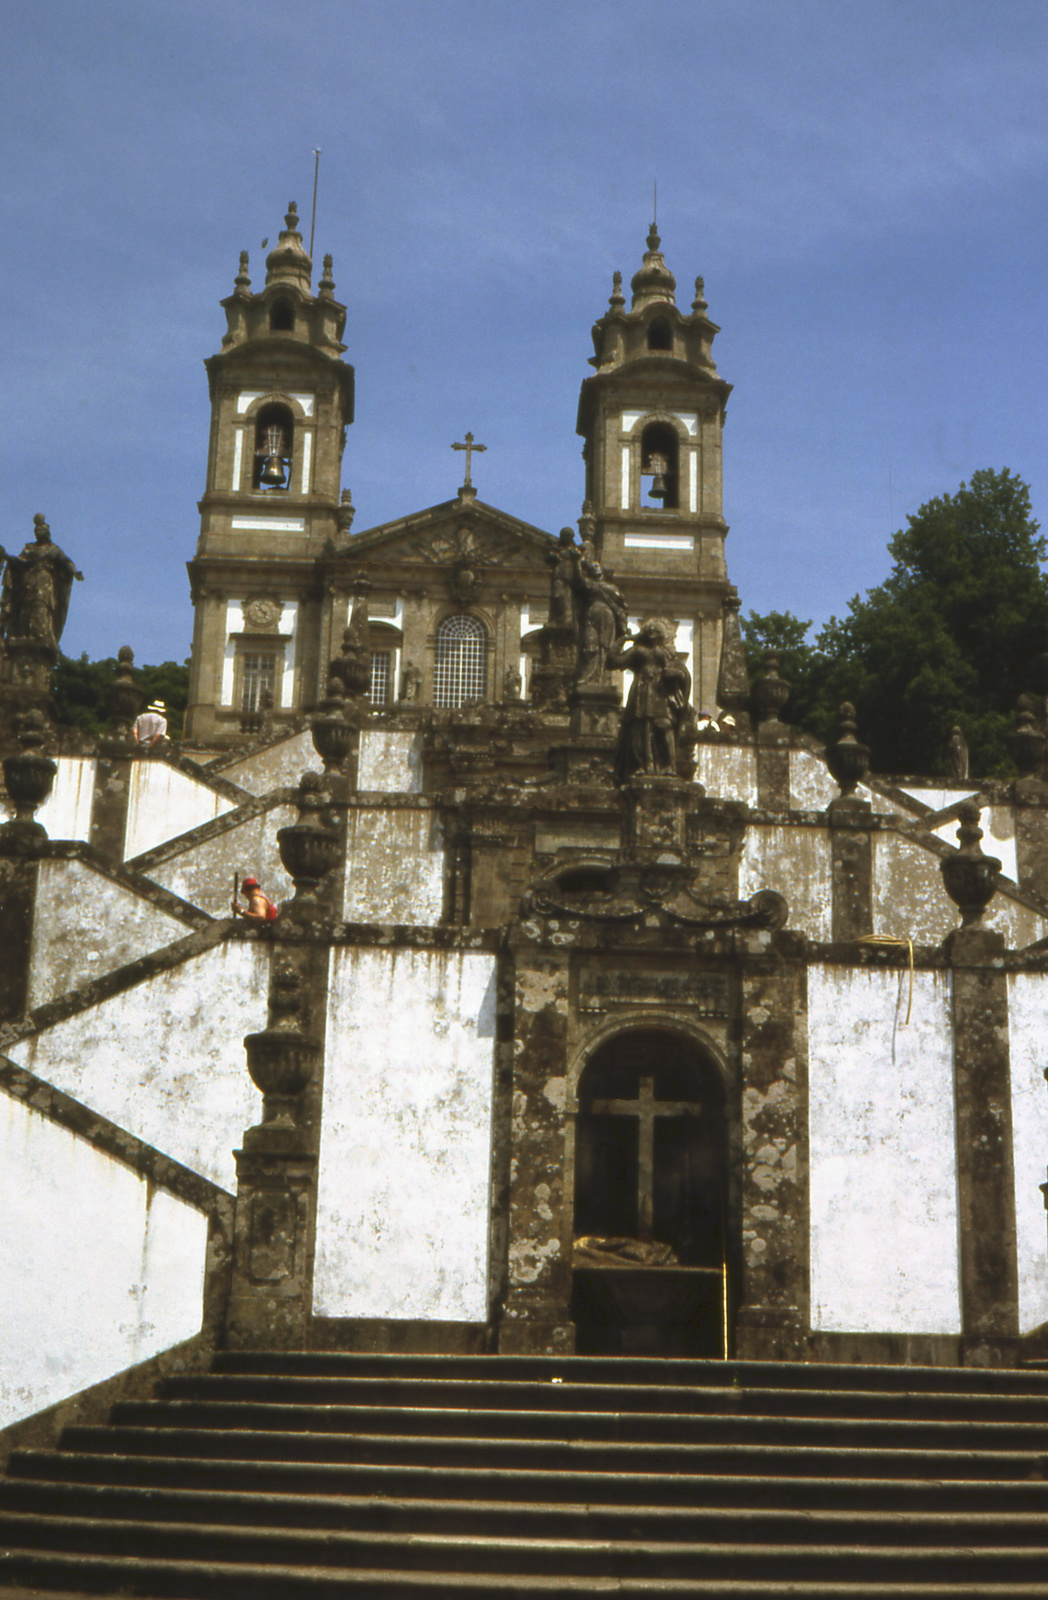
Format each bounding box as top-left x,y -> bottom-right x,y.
752,649 -> 790,725
824,703 -> 870,798
103,645 -> 145,740
242,1028 -> 319,1130
309,683 -> 355,774
1009,695 -> 1046,777
0,710 -> 56,855
940,799 -> 1001,927
277,772 -> 342,917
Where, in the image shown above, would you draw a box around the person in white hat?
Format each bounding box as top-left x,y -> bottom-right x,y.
133,699 -> 169,752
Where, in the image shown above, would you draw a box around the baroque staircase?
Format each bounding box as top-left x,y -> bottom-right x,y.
3,1351 -> 1048,1595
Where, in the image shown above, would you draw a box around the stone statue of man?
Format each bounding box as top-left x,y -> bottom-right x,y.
0,515 -> 83,649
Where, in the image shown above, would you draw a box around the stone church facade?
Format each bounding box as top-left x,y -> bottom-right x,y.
3,205 -> 1048,1452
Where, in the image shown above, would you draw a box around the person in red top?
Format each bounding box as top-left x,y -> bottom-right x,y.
232,877 -> 278,923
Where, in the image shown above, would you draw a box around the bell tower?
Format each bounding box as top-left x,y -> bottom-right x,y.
185,203 -> 354,743
576,227 -> 735,715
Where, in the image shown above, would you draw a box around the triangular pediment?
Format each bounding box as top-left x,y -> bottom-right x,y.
326,497 -> 558,573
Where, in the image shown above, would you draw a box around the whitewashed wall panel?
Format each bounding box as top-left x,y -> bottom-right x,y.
0,1093 -> 208,1428
124,763 -> 236,859
9,942 -> 267,1190
808,965 -> 960,1334
314,947 -> 497,1321
1006,973 -> 1048,1334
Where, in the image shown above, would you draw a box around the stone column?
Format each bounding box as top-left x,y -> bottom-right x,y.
947,924 -> 1020,1360
499,934 -> 575,1355
828,796 -> 873,941
734,935 -> 810,1361
755,728 -> 790,811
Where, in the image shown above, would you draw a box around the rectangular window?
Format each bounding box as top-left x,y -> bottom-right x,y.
241,652 -> 278,715
369,651 -> 392,707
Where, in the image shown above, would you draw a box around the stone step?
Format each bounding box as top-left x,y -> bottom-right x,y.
212,1350 -> 1048,1397
5,1550 -> 1048,1598
14,1450 -> 1048,1512
103,1397 -> 1048,1452
56,1423 -> 1048,1480
162,1372 -> 1048,1422
6,1477 -> 1048,1549
4,1512 -> 1048,1582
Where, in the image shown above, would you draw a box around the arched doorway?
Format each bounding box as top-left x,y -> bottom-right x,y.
572,1027 -> 729,1357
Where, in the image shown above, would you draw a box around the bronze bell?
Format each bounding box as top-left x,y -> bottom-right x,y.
649,469 -> 669,501
260,453 -> 287,487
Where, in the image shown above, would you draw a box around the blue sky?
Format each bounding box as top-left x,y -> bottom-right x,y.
4,0 -> 1048,663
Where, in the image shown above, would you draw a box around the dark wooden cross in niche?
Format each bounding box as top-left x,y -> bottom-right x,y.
452,431 -> 486,488
590,1073 -> 702,1243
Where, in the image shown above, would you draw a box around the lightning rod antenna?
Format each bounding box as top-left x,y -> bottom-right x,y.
653,179 -> 657,229
309,149 -> 321,261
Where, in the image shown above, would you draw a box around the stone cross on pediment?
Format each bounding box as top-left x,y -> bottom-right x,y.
590,1073 -> 702,1242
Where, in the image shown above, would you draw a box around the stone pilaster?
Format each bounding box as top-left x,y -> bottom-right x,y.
755,726 -> 790,811
828,796 -> 873,941
1012,777 -> 1048,902
88,755 -> 134,861
499,936 -> 574,1354
734,937 -> 809,1360
0,858 -> 37,1021
946,925 -> 1020,1359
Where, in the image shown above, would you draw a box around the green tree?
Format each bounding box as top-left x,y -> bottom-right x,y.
53,653 -> 190,739
814,469 -> 1048,776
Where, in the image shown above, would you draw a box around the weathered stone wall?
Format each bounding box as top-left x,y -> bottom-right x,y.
695,744 -> 757,806
141,804 -> 297,917
343,805 -> 444,924
213,730 -> 316,796
314,946 -> 497,1321
2,756 -> 96,842
1005,972 -> 1048,1335
808,964 -> 961,1335
0,1088 -> 210,1429
27,858 -> 194,1009
739,824 -> 832,940
358,728 -> 424,794
872,832 -> 1047,947
124,761 -> 237,859
7,939 -> 268,1190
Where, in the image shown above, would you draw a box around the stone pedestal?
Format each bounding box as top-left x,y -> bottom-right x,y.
549,683 -> 620,786
529,624 -> 577,714
623,774 -> 695,858
226,1139 -> 317,1350
1,637 -> 57,746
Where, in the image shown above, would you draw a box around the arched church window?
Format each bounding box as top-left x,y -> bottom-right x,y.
640,420 -> 679,509
433,614 -> 487,709
269,298 -> 294,332
647,318 -> 672,351
252,402 -> 294,491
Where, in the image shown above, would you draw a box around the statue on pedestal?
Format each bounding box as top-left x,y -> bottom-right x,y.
573,557 -> 628,687
609,621 -> 694,782
0,515 -> 83,649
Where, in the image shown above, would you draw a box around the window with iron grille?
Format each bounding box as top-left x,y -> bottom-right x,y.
369,650 -> 392,707
433,614 -> 487,709
241,652 -> 278,714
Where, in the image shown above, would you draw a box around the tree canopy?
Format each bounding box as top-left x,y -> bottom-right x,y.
53,653 -> 190,738
742,469 -> 1048,777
